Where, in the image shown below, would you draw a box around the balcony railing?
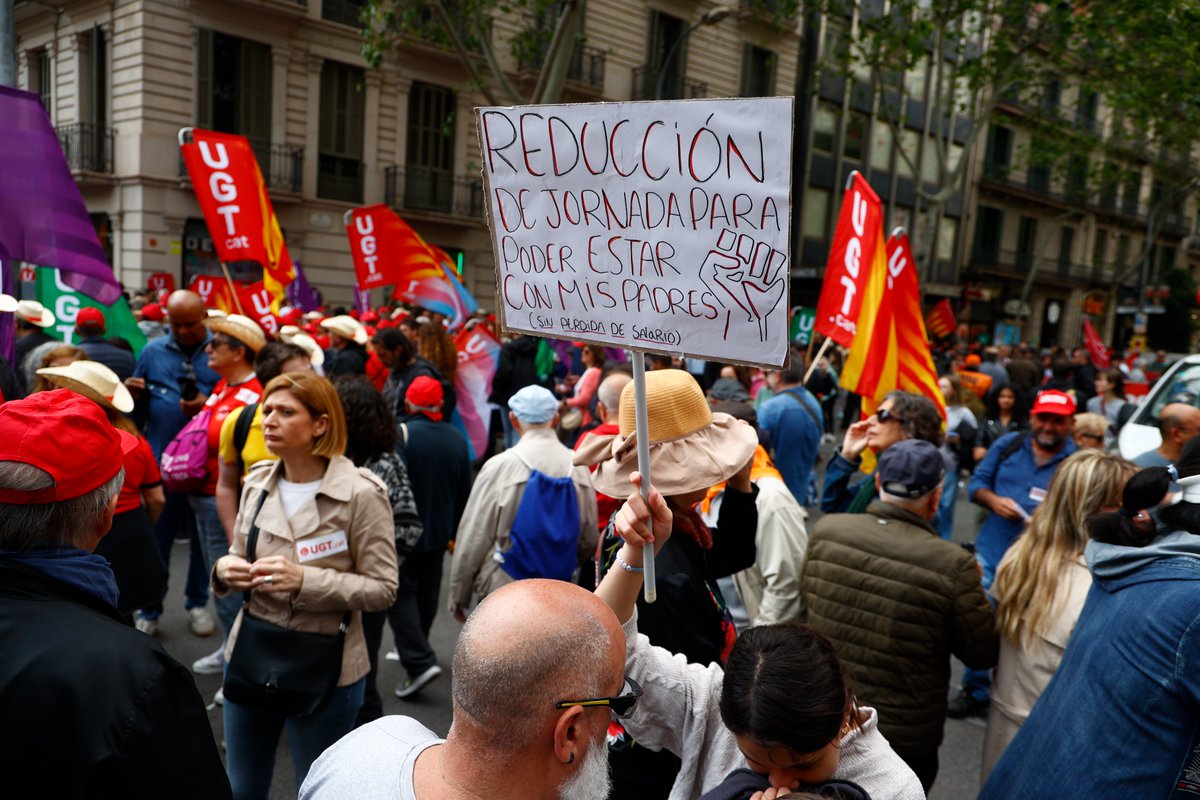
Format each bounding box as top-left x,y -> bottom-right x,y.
179,140 -> 304,194
631,65 -> 707,101
384,165 -> 484,219
517,39 -> 606,91
973,247 -> 1097,282
57,123 -> 113,174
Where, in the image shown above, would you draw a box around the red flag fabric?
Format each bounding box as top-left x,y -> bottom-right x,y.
454,324 -> 501,457
345,204 -> 444,291
180,128 -> 294,311
188,274 -> 238,313
814,172 -> 884,347
1083,318 -> 1111,368
237,281 -> 281,337
925,299 -> 956,339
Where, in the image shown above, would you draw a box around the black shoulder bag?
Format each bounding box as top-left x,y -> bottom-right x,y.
222,490 -> 351,717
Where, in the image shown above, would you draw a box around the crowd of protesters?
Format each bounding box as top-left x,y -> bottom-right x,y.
5,284 -> 1200,800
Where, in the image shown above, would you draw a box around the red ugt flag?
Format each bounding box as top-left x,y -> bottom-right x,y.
1083,318 -> 1111,368
814,172 -> 884,347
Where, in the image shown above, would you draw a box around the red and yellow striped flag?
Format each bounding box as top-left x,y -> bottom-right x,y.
925,299 -> 956,339
840,229 -> 946,441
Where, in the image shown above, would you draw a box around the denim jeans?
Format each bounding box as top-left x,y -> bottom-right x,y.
224,677 -> 365,799
189,493 -> 240,636
961,549 -> 998,701
141,489 -> 209,619
935,470 -> 958,540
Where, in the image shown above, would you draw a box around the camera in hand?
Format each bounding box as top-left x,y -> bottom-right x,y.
178,376 -> 199,401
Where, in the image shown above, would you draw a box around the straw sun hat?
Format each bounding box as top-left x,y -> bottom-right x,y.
36,360 -> 134,414
574,369 -> 758,497
16,300 -> 54,327
320,315 -> 369,345
204,313 -> 267,353
279,325 -> 325,367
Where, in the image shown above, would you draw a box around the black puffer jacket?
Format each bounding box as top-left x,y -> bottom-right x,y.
0,557 -> 231,799
800,501 -> 998,758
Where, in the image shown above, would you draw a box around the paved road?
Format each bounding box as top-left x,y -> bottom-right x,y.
155,476 -> 987,799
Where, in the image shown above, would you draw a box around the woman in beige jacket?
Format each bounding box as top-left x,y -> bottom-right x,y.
981,450 -> 1135,781
214,373 -> 398,799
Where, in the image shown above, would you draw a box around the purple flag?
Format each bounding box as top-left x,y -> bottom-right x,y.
353,285 -> 371,315
285,259 -> 322,312
0,247 -> 14,365
0,86 -> 120,304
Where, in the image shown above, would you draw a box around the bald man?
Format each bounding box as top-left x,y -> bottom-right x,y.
1133,402 -> 1200,492
301,579 -> 628,800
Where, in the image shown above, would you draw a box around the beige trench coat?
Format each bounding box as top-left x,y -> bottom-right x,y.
213,455 -> 399,686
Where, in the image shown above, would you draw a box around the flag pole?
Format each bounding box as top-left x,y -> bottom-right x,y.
220,262 -> 246,316
629,349 -> 657,604
803,336 -> 833,384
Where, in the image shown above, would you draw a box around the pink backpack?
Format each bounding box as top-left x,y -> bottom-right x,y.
160,408 -> 212,493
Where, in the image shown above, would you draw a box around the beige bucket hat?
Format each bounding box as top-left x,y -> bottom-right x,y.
574,369 -> 758,497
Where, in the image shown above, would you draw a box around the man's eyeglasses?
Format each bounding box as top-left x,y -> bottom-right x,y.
555,676 -> 642,718
875,407 -> 908,425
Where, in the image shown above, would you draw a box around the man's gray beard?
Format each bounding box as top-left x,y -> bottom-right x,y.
557,735 -> 611,800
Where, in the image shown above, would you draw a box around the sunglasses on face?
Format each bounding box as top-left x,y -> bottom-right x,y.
875,407 -> 908,425
555,676 -> 642,718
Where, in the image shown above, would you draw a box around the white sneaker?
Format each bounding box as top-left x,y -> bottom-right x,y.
135,616 -> 159,636
192,647 -> 225,675
384,648 -> 400,662
395,664 -> 443,699
213,687 -> 224,706
188,607 -> 216,637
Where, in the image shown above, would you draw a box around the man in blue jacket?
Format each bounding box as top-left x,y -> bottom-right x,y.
757,354 -> 822,504
125,290 -> 220,638
951,388 -> 1077,718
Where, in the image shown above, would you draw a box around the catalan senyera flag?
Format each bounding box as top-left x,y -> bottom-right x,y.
925,299 -> 956,339
839,230 -> 946,470
180,128 -> 294,312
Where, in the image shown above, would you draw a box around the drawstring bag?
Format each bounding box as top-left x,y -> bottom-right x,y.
496,451 -> 581,582
160,408 -> 213,493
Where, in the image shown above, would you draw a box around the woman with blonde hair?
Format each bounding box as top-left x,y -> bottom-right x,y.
980,449 -> 1136,779
1072,411 -> 1108,450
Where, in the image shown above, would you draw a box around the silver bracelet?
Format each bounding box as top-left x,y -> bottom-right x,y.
615,553 -> 644,573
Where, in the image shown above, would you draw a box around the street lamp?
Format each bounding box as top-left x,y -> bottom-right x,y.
655,5 -> 737,101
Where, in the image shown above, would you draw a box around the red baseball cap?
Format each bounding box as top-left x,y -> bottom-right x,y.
76,307 -> 106,331
140,302 -> 164,321
406,376 -> 443,420
0,389 -> 137,504
1031,389 -> 1077,416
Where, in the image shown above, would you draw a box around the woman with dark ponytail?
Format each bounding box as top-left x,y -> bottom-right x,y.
981,436 -> 1200,798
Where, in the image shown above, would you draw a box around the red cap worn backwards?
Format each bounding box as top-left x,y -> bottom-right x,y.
1031,389 -> 1077,416
0,389 -> 138,504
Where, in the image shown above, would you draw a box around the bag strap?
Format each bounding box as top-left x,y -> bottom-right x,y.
782,388 -> 822,430
233,403 -> 258,479
241,490 -> 270,607
997,431 -> 1031,467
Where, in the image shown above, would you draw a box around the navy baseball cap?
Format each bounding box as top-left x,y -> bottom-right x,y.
878,439 -> 945,499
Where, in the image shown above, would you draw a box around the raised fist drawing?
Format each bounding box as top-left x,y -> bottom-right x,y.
701,228 -> 788,342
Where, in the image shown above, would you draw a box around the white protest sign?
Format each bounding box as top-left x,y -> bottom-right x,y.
477,97 -> 794,368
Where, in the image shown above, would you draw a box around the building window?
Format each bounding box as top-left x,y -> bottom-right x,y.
812,103 -> 837,155
29,48 -> 52,113
1042,79 -> 1061,115
318,60 -> 365,203
1016,216 -> 1037,271
802,187 -> 830,239
1075,88 -> 1099,134
405,82 -> 456,213
740,45 -> 776,97
647,11 -> 687,100
323,0 -> 366,27
1065,154 -> 1089,204
1122,170 -> 1141,215
1116,233 -> 1130,268
79,27 -> 107,129
983,125 -> 1012,178
1058,226 -> 1074,275
197,29 -> 272,165
1093,228 -> 1108,267
974,206 -> 1003,265
843,110 -> 867,162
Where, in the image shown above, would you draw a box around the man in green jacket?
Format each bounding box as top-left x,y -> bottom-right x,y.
800,439 -> 997,793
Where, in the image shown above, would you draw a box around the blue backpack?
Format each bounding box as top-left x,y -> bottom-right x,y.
496,451 -> 581,582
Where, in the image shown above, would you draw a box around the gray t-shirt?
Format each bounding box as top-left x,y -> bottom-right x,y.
300,716 -> 441,799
